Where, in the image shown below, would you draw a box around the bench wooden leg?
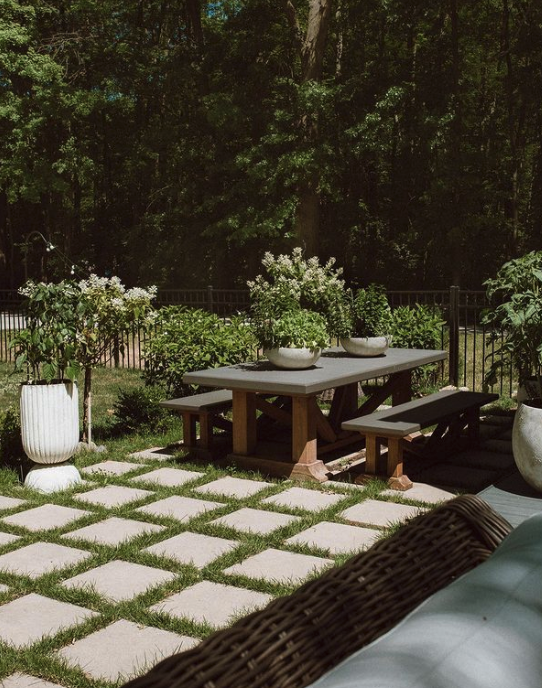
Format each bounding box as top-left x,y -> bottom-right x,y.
181,411 -> 197,448
364,434 -> 380,475
387,438 -> 413,491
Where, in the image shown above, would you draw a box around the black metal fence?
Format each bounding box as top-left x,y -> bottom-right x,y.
0,286 -> 514,397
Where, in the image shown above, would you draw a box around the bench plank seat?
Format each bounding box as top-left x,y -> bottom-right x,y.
160,390 -> 233,455
342,390 -> 498,489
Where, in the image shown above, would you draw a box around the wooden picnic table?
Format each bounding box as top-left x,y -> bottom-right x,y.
182,347 -> 447,482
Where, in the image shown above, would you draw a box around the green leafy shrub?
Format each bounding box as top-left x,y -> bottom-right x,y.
110,386 -> 174,435
481,251 -> 542,396
391,304 -> 446,391
0,408 -> 25,477
143,307 -> 258,396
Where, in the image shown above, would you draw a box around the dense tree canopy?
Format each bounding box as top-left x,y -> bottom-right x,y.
1,0 -> 541,290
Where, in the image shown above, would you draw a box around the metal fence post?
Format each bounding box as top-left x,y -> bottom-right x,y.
207,285 -> 214,314
448,285 -> 460,387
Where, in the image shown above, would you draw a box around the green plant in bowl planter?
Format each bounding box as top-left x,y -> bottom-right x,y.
256,309 -> 329,369
338,284 -> 393,356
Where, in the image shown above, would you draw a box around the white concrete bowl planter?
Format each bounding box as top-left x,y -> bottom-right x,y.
512,399 -> 542,492
20,381 -> 82,493
264,347 -> 321,370
340,336 -> 390,357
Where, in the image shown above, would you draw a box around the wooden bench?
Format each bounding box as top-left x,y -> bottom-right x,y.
341,389 -> 498,490
160,390 -> 233,455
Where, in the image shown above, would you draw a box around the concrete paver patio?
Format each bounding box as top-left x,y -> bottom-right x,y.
0,409 -> 516,687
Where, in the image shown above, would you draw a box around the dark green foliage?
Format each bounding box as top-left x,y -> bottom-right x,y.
2,1 -> 542,290
391,304 -> 446,392
143,307 -> 258,396
110,386 -> 174,436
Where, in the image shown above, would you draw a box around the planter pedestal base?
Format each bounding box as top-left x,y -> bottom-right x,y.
24,462 -> 82,494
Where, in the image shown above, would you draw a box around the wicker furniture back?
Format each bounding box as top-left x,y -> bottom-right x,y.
121,495 -> 511,688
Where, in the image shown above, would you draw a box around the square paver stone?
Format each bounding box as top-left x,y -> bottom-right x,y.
151,580 -> 273,628
57,619 -> 198,682
61,560 -> 176,602
381,482 -> 454,503
73,485 -> 154,508
0,532 -> 21,547
0,542 -> 90,578
0,593 -> 96,648
194,476 -> 270,499
135,496 -> 223,522
81,461 -> 145,477
129,447 -> 177,462
130,467 -> 203,488
210,507 -> 300,535
1,673 -> 65,688
62,516 -> 164,546
224,548 -> 333,585
262,487 -> 347,512
144,532 -> 238,567
286,521 -> 379,555
0,496 -> 26,511
340,500 -> 422,528
1,504 -> 91,532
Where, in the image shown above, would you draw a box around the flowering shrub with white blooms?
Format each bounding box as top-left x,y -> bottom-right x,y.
248,248 -> 347,341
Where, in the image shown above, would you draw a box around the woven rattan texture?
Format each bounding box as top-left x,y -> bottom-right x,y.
122,495 -> 512,688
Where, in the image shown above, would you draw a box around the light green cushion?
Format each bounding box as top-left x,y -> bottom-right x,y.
307,511 -> 542,688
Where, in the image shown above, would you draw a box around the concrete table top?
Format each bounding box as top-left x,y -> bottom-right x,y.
183,347 -> 447,396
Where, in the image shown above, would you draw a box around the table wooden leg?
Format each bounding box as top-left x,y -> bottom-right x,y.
232,390 -> 257,455
391,370 -> 412,406
328,383 -> 359,428
291,396 -> 329,481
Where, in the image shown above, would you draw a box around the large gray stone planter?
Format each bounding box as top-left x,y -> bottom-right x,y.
340,336 -> 390,357
512,399 -> 542,492
20,381 -> 82,493
264,347 -> 321,369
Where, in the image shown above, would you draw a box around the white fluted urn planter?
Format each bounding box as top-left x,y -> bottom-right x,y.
264,347 -> 321,370
20,381 -> 82,493
512,399 -> 542,492
340,336 -> 390,357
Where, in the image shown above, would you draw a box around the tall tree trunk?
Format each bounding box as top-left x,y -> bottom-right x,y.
449,0 -> 463,285
287,0 -> 333,254
501,0 -> 525,255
